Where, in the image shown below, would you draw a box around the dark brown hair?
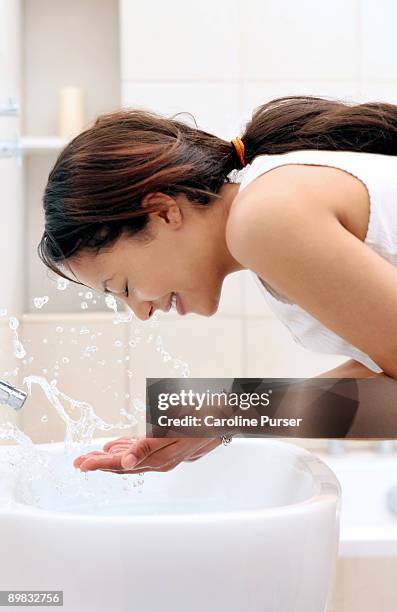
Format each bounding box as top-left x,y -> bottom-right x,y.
38,94 -> 397,284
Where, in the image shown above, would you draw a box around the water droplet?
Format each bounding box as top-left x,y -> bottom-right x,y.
133,398 -> 145,412
33,296 -> 49,309
57,278 -> 69,291
82,345 -> 98,358
81,302 -> 88,310
56,326 -> 63,333
62,357 -> 70,364
13,340 -> 26,359
41,415 -> 48,423
105,294 -> 117,312
84,291 -> 93,299
0,308 -> 7,317
9,316 -> 19,330
115,340 -> 123,347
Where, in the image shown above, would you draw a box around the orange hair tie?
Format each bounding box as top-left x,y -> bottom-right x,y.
231,137 -> 246,168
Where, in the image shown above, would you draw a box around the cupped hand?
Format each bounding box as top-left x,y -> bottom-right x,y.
73,435 -> 223,474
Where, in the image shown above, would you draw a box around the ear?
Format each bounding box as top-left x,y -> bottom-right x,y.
141,192 -> 184,227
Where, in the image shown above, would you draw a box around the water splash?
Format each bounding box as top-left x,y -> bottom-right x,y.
56,278 -> 69,291
105,294 -> 117,312
0,289 -> 196,514
23,375 -> 136,448
33,296 -> 49,309
7,316 -> 27,360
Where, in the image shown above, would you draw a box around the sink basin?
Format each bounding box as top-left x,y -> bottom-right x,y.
0,437 -> 340,612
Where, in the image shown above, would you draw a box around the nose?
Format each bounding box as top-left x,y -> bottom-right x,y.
125,293 -> 171,320
125,297 -> 154,321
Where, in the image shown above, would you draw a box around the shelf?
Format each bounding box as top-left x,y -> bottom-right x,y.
21,136 -> 69,154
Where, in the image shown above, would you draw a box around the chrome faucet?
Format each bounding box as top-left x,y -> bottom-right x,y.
0,380 -> 27,410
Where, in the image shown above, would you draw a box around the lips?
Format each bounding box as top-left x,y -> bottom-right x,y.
176,292 -> 186,315
163,292 -> 187,315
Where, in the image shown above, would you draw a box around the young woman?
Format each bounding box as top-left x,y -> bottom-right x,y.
38,94 -> 397,474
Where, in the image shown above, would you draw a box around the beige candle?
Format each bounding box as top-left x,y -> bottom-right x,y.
59,86 -> 84,139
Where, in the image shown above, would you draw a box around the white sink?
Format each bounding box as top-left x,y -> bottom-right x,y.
0,438 -> 340,612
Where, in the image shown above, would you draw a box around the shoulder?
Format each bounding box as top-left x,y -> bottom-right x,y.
226,162 -> 368,265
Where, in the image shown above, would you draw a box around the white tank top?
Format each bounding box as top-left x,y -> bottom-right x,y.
237,149 -> 397,374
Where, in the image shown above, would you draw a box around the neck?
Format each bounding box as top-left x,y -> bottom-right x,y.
214,181 -> 246,276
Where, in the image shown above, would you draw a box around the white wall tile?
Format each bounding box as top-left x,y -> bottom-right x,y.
217,270 -> 244,317
360,0 -> 397,80
358,83 -> 397,105
241,81 -> 361,132
241,0 -> 359,81
0,0 -> 21,102
128,315 -> 245,402
121,81 -> 241,141
120,0 -> 240,80
0,155 -> 23,314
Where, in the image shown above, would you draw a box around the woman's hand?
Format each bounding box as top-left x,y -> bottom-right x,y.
73,435 -> 223,474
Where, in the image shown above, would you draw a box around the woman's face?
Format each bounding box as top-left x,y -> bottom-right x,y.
66,185 -> 242,320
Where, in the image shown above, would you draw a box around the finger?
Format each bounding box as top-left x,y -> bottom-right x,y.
78,453 -> 125,472
102,436 -> 139,452
121,437 -> 215,471
119,437 -> 180,470
108,443 -> 136,455
73,451 -> 108,468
